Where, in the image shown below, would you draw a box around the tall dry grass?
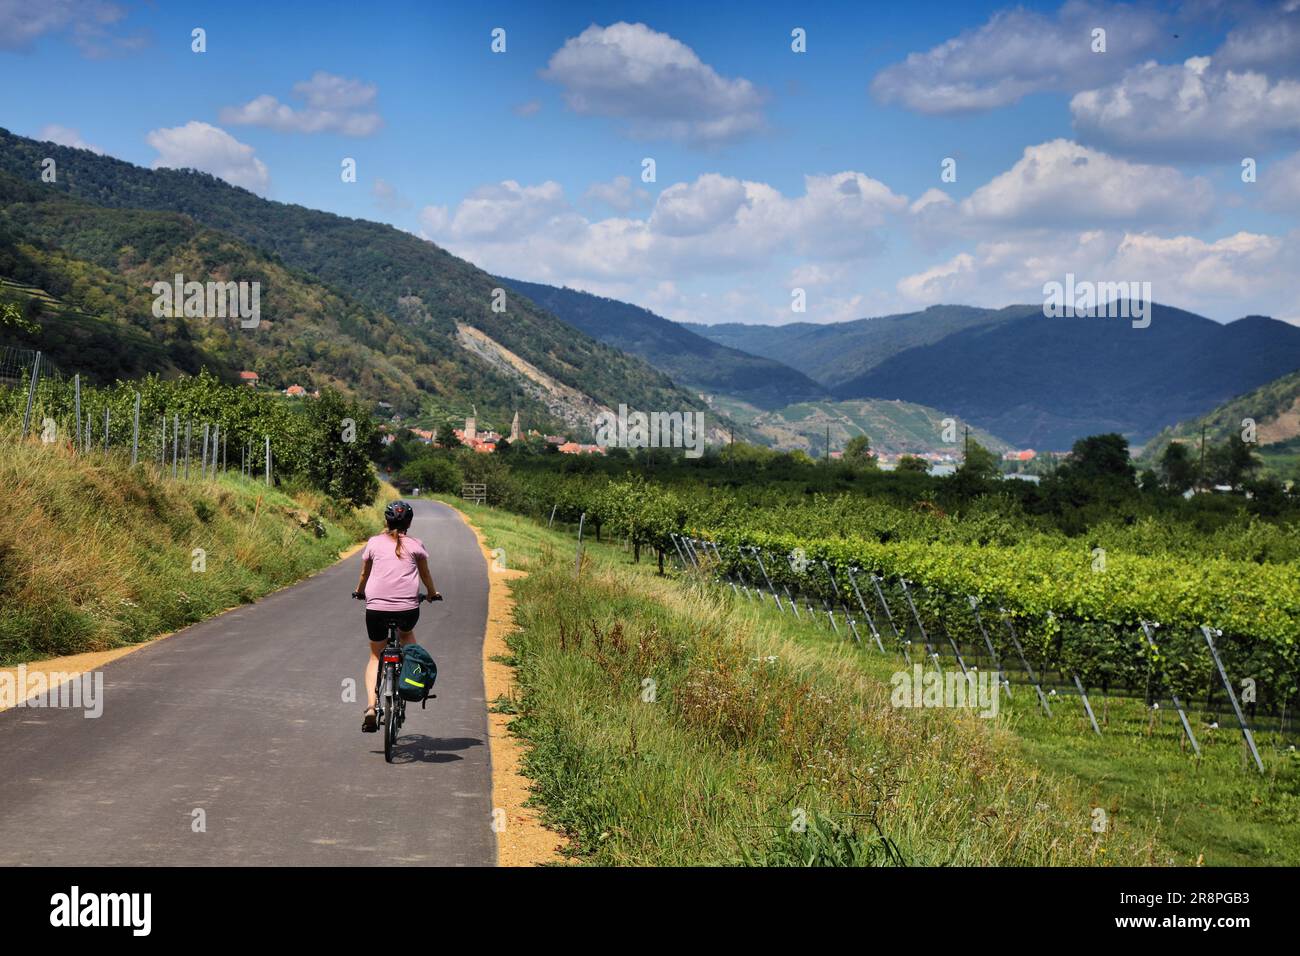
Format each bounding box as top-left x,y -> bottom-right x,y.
0,438 -> 383,663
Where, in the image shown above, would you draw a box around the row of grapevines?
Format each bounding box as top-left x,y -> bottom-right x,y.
698,524 -> 1298,708
2,368 -> 378,505
501,469 -> 1297,704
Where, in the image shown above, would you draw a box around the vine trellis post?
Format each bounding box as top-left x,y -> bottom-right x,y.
1140,621 -> 1200,755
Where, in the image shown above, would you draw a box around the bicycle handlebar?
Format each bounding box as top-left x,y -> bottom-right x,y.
351,591 -> 443,602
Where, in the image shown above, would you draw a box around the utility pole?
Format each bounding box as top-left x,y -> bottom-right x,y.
1199,424 -> 1207,489
964,424 -> 970,461
825,425 -> 830,460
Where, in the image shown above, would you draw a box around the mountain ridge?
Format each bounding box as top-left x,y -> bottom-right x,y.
685,302 -> 1300,449
498,276 -> 828,409
683,304 -> 1037,388
832,303 -> 1300,448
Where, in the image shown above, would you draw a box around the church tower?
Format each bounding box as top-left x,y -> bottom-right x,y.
510,410 -> 520,442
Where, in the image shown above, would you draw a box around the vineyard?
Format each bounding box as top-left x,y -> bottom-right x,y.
490,469 -> 1300,768
0,354 -> 378,506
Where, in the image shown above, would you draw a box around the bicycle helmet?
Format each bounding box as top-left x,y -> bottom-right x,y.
384,500 -> 414,531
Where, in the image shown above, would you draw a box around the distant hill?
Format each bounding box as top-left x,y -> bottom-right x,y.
706,394 -> 1013,457
1141,367 -> 1300,479
831,305 -> 1300,449
499,277 -> 828,409
0,127 -> 722,438
687,303 -> 1300,449
683,305 -> 1035,389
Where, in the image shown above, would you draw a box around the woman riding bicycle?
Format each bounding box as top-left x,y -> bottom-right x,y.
353,500 -> 441,732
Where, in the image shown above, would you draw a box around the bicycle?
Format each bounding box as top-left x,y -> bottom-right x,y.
352,591 -> 443,762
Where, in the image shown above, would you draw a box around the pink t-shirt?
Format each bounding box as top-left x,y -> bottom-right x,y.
361,533 -> 428,611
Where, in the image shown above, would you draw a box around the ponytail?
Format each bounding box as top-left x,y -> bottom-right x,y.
387,528 -> 405,559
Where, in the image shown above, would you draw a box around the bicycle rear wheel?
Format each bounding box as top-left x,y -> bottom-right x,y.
383,662 -> 398,762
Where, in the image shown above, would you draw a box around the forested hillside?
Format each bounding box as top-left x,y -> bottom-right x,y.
0,128 -> 719,434
500,277 -> 828,408
1141,368 -> 1300,478
0,172 -> 434,410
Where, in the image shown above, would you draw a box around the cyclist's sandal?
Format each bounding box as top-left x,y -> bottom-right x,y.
362,708 -> 378,733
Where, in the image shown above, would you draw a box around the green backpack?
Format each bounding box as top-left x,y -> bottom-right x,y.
397,644 -> 438,705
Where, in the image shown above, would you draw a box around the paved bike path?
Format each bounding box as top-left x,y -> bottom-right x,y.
0,501 -> 496,866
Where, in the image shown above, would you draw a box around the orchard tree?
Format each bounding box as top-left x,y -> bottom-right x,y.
957,440 -> 1000,481
1158,441 -> 1197,493
301,388 -> 379,507
843,434 -> 877,467
600,477 -> 680,570
1206,434 -> 1260,489
1062,433 -> 1136,485
947,439 -> 1001,500
400,452 -> 462,495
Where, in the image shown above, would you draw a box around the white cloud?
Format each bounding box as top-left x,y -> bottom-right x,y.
871,1 -> 1166,114
897,253 -> 977,301
0,0 -> 145,57
145,122 -> 270,195
958,139 -> 1214,227
541,22 -> 766,144
1115,230 -> 1287,301
897,228 -> 1300,321
1216,4 -> 1300,76
583,175 -> 650,212
894,134 -> 1300,321
512,100 -> 542,118
1261,149 -> 1300,213
413,142 -> 1293,326
788,263 -> 841,287
418,204 -> 449,236
650,174 -> 750,236
909,188 -> 954,214
783,173 -> 909,258
293,71 -> 376,110
905,141 -> 1216,264
430,180 -> 571,243
416,171 -> 907,324
1071,57 -> 1300,157
420,171 -> 904,282
220,71 -> 383,137
36,124 -> 104,154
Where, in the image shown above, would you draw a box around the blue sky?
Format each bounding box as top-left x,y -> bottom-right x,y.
3,0 -> 1300,324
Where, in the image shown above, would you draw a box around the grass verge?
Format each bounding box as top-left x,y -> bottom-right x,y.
0,439 -> 387,664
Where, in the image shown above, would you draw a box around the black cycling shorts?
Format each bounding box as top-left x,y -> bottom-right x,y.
365,607 -> 420,643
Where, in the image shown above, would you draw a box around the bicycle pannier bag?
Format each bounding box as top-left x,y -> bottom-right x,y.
398,644 -> 438,703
